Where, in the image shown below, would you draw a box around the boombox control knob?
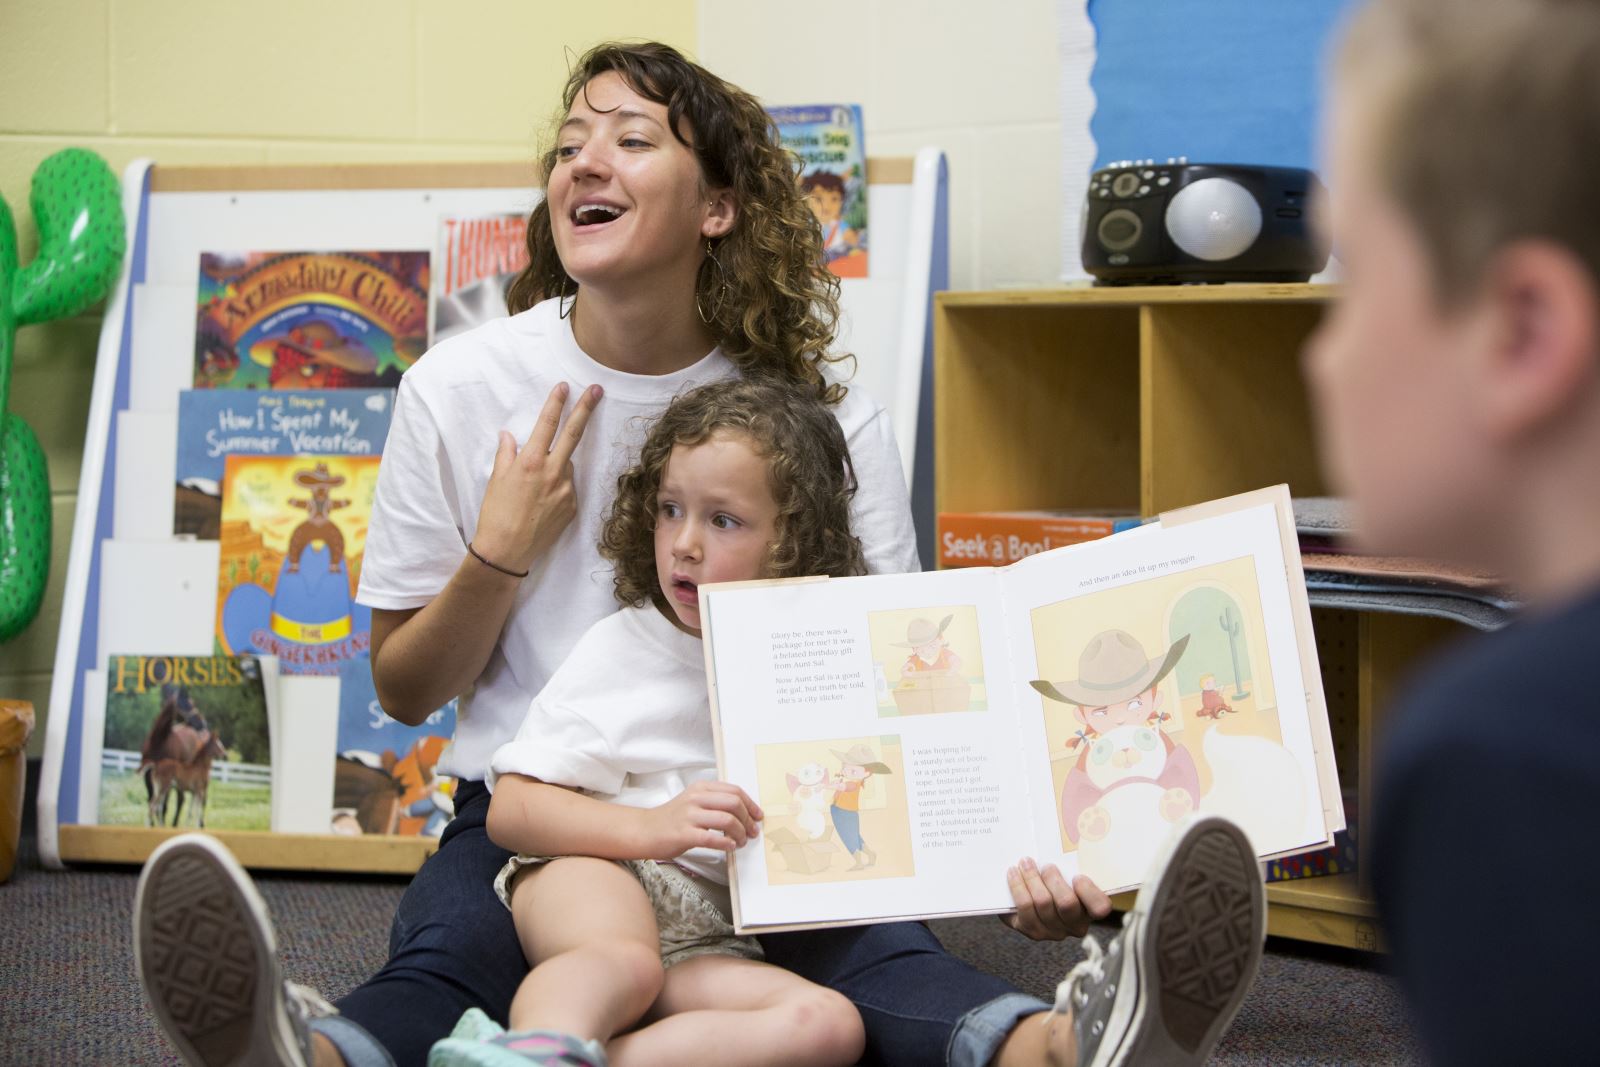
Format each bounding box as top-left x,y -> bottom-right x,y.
1096,208 -> 1143,252
1111,173 -> 1141,197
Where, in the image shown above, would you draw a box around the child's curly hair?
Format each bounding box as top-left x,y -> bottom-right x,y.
600,377 -> 867,613
506,41 -> 851,403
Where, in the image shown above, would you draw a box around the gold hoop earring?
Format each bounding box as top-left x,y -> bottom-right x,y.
557,274 -> 577,320
695,241 -> 729,326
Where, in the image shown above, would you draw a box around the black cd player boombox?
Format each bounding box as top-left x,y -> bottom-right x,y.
1082,160 -> 1329,285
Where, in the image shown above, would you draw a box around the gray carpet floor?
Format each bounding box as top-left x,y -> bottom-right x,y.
0,835 -> 1423,1065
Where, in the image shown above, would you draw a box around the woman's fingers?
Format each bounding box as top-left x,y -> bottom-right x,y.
1004,858 -> 1094,940
1072,873 -> 1114,922
522,382 -> 571,455
548,384 -> 603,468
491,430 -> 516,476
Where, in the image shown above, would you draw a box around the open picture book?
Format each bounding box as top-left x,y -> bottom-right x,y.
700,485 -> 1342,934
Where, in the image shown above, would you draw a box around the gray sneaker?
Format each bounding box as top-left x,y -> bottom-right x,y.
1057,814 -> 1266,1067
134,833 -> 334,1067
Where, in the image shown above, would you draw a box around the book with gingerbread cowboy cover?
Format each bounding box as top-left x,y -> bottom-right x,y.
194,251 -> 430,390
214,454 -> 380,676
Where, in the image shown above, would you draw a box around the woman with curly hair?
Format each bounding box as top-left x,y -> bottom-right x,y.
134,41 -> 1134,1067
422,379 -> 868,1066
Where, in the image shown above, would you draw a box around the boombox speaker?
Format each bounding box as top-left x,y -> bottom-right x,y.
1082,161 -> 1329,285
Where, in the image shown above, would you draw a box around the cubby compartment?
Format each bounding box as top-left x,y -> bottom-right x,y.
933,284 -> 1472,950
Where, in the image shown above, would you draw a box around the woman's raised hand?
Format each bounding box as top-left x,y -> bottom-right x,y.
472,382 -> 603,576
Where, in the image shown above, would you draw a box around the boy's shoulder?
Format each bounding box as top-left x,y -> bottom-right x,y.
1385,584 -> 1600,768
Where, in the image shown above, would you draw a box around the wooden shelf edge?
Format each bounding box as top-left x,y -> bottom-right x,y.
1110,873 -> 1382,952
936,283 -> 1336,309
57,825 -> 434,875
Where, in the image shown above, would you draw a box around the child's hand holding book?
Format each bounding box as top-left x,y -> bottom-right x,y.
639,780 -> 764,859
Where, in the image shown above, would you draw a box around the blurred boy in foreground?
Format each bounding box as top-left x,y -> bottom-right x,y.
1306,0 -> 1600,1062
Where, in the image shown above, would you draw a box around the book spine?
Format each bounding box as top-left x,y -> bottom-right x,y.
936,513 -> 1128,568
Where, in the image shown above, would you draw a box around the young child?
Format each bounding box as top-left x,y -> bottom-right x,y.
427,378 -> 869,1067
1307,0 -> 1600,1060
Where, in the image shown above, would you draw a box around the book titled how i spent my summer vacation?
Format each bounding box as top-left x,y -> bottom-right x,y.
700,486 -> 1343,934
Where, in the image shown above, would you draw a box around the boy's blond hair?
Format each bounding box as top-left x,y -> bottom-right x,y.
1338,0 -> 1600,301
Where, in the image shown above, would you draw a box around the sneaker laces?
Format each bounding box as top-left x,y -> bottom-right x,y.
285,980 -> 338,1021
1052,935 -> 1107,1017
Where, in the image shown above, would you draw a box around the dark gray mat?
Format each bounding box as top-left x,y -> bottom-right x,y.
0,837 -> 1421,1064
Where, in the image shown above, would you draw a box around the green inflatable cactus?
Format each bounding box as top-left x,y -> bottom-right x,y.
1,149 -> 125,642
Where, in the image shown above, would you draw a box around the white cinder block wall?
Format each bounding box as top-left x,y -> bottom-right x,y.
699,0 -> 1066,291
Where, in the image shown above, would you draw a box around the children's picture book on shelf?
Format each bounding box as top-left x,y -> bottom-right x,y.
938,510 -> 1147,568
174,389 -> 394,539
701,485 -> 1342,933
215,454 -> 381,675
96,655 -> 273,831
433,213 -> 530,343
194,251 -> 430,390
768,104 -> 869,278
332,658 -> 457,837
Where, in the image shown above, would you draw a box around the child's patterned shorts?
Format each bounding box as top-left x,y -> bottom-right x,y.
494,854 -> 764,968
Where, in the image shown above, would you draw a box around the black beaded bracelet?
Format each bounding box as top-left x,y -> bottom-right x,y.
467,542 -> 529,579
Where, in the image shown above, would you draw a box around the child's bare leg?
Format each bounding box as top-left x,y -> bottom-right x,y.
507,856 -> 664,1040
607,955 -> 864,1067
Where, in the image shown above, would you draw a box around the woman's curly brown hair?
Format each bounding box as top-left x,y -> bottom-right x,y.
600,377 -> 867,613
505,41 -> 851,403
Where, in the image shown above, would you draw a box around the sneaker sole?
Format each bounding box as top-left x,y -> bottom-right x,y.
133,834 -> 306,1067
1097,815 -> 1266,1067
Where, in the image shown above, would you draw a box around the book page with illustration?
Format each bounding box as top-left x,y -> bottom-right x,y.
702,486 -> 1340,932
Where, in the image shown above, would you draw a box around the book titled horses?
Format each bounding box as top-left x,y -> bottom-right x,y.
97,655 -> 273,831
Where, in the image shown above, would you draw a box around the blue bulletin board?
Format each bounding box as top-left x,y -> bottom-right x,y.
1088,0 -> 1354,171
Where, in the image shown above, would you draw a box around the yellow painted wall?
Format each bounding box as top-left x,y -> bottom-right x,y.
0,0 -> 697,755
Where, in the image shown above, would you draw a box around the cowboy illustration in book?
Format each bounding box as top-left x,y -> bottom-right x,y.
829,743 -> 893,871
895,614 -> 962,676
1031,629 -> 1201,884
286,462 -> 350,575
252,315 -> 379,390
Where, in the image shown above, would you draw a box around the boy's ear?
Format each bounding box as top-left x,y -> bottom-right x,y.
1479,240 -> 1600,443
703,186 -> 738,240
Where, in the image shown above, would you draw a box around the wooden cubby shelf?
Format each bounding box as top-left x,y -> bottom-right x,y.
934,284 -> 1462,951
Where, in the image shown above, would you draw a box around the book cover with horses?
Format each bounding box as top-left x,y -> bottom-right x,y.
99,655 -> 272,830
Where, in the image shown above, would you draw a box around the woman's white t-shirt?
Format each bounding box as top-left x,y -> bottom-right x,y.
356,297 -> 920,781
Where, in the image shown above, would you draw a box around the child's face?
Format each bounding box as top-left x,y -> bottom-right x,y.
1303,87 -> 1504,560
809,187 -> 843,224
1077,686 -> 1158,733
654,430 -> 780,635
913,639 -> 942,660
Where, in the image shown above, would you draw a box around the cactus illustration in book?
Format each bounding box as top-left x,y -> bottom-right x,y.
0,149 -> 125,641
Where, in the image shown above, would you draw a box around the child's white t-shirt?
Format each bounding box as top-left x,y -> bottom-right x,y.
357,297 -> 919,781
486,603 -> 728,882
